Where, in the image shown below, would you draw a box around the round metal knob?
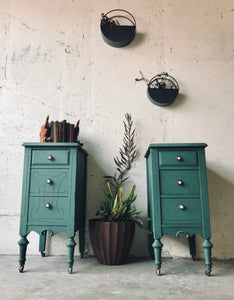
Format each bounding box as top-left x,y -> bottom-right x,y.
45,203 -> 51,209
177,180 -> 183,185
177,156 -> 182,161
47,155 -> 53,160
178,204 -> 185,210
46,179 -> 52,184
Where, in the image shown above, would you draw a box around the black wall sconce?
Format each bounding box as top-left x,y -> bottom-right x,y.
100,9 -> 136,48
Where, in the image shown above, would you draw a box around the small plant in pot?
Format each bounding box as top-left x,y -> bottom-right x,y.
89,113 -> 151,265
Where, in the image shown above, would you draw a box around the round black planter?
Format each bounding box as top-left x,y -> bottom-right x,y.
100,9 -> 136,48
147,88 -> 179,107
89,219 -> 135,265
147,73 -> 179,106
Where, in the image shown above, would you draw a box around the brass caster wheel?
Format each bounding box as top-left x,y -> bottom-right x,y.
41,252 -> 45,257
156,268 -> 161,276
19,265 -> 24,273
68,267 -> 73,274
205,270 -> 211,276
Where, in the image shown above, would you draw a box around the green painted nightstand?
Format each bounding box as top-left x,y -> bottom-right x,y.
18,143 -> 88,274
145,143 -> 213,276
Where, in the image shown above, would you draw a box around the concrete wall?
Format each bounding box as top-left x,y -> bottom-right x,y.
0,0 -> 234,260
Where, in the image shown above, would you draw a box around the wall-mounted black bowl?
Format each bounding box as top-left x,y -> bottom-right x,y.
100,9 -> 136,48
147,73 -> 179,107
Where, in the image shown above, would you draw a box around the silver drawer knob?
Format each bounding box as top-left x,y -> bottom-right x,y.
177,180 -> 183,186
45,203 -> 52,209
47,155 -> 53,160
177,156 -> 182,161
46,179 -> 53,184
178,204 -> 185,210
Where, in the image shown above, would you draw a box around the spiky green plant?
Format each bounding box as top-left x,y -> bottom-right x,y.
104,113 -> 137,197
99,182 -> 151,234
97,113 -> 151,234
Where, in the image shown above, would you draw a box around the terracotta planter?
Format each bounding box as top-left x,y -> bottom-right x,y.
89,219 -> 135,265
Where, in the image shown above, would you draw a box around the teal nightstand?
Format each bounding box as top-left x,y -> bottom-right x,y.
145,143 -> 213,276
18,143 -> 87,274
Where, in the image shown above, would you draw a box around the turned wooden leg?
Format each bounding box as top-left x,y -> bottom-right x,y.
79,227 -> 85,258
202,238 -> 213,276
152,238 -> 163,275
66,237 -> 76,274
18,236 -> 29,272
39,230 -> 47,257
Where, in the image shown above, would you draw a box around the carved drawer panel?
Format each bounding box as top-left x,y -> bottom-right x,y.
28,196 -> 68,225
29,169 -> 69,196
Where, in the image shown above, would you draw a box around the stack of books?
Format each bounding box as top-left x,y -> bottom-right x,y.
40,116 -> 80,143
48,120 -> 80,142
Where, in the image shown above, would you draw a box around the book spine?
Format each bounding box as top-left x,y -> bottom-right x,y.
49,121 -> 53,142
53,121 -> 57,142
62,120 -> 67,142
69,124 -> 75,142
58,121 -> 63,142
66,123 -> 70,142
56,121 -> 59,142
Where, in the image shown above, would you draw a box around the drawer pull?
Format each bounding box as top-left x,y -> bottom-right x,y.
176,156 -> 183,161
47,155 -> 53,160
45,203 -> 52,209
177,180 -> 184,186
46,179 -> 53,184
178,204 -> 185,210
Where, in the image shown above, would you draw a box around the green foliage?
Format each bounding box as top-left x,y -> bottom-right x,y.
104,113 -> 137,197
98,183 -> 151,234
96,113 -> 151,234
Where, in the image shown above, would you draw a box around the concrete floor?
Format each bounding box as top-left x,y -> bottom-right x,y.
1,255 -> 234,300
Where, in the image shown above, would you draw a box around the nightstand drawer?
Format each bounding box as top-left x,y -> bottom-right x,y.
32,149 -> 70,165
159,150 -> 197,166
28,196 -> 68,225
161,198 -> 202,224
160,170 -> 200,195
30,169 -> 69,195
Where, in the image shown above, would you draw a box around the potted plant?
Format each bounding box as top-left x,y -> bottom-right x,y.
89,113 -> 151,265
135,71 -> 179,106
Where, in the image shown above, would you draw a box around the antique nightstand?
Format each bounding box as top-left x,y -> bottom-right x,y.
145,143 -> 213,276
18,143 -> 87,274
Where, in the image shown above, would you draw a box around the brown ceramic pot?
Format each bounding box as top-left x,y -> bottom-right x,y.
89,219 -> 135,265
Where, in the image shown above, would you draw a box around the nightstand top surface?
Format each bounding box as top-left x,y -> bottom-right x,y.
145,143 -> 207,158
22,142 -> 88,155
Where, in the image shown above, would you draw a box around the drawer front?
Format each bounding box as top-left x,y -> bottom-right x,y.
161,198 -> 202,224
28,196 -> 68,224
30,169 -> 69,195
159,150 -> 197,166
32,149 -> 70,165
160,170 -> 200,195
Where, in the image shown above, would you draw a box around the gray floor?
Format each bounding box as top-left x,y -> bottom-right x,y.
1,255 -> 234,300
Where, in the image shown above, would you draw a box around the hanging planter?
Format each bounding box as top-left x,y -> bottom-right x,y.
100,9 -> 136,48
135,72 -> 179,107
147,73 -> 179,106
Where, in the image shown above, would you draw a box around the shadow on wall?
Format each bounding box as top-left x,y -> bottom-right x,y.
85,154 -> 107,254
196,168 -> 234,260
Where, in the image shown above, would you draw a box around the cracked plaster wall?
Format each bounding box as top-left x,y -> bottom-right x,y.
0,0 -> 234,260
